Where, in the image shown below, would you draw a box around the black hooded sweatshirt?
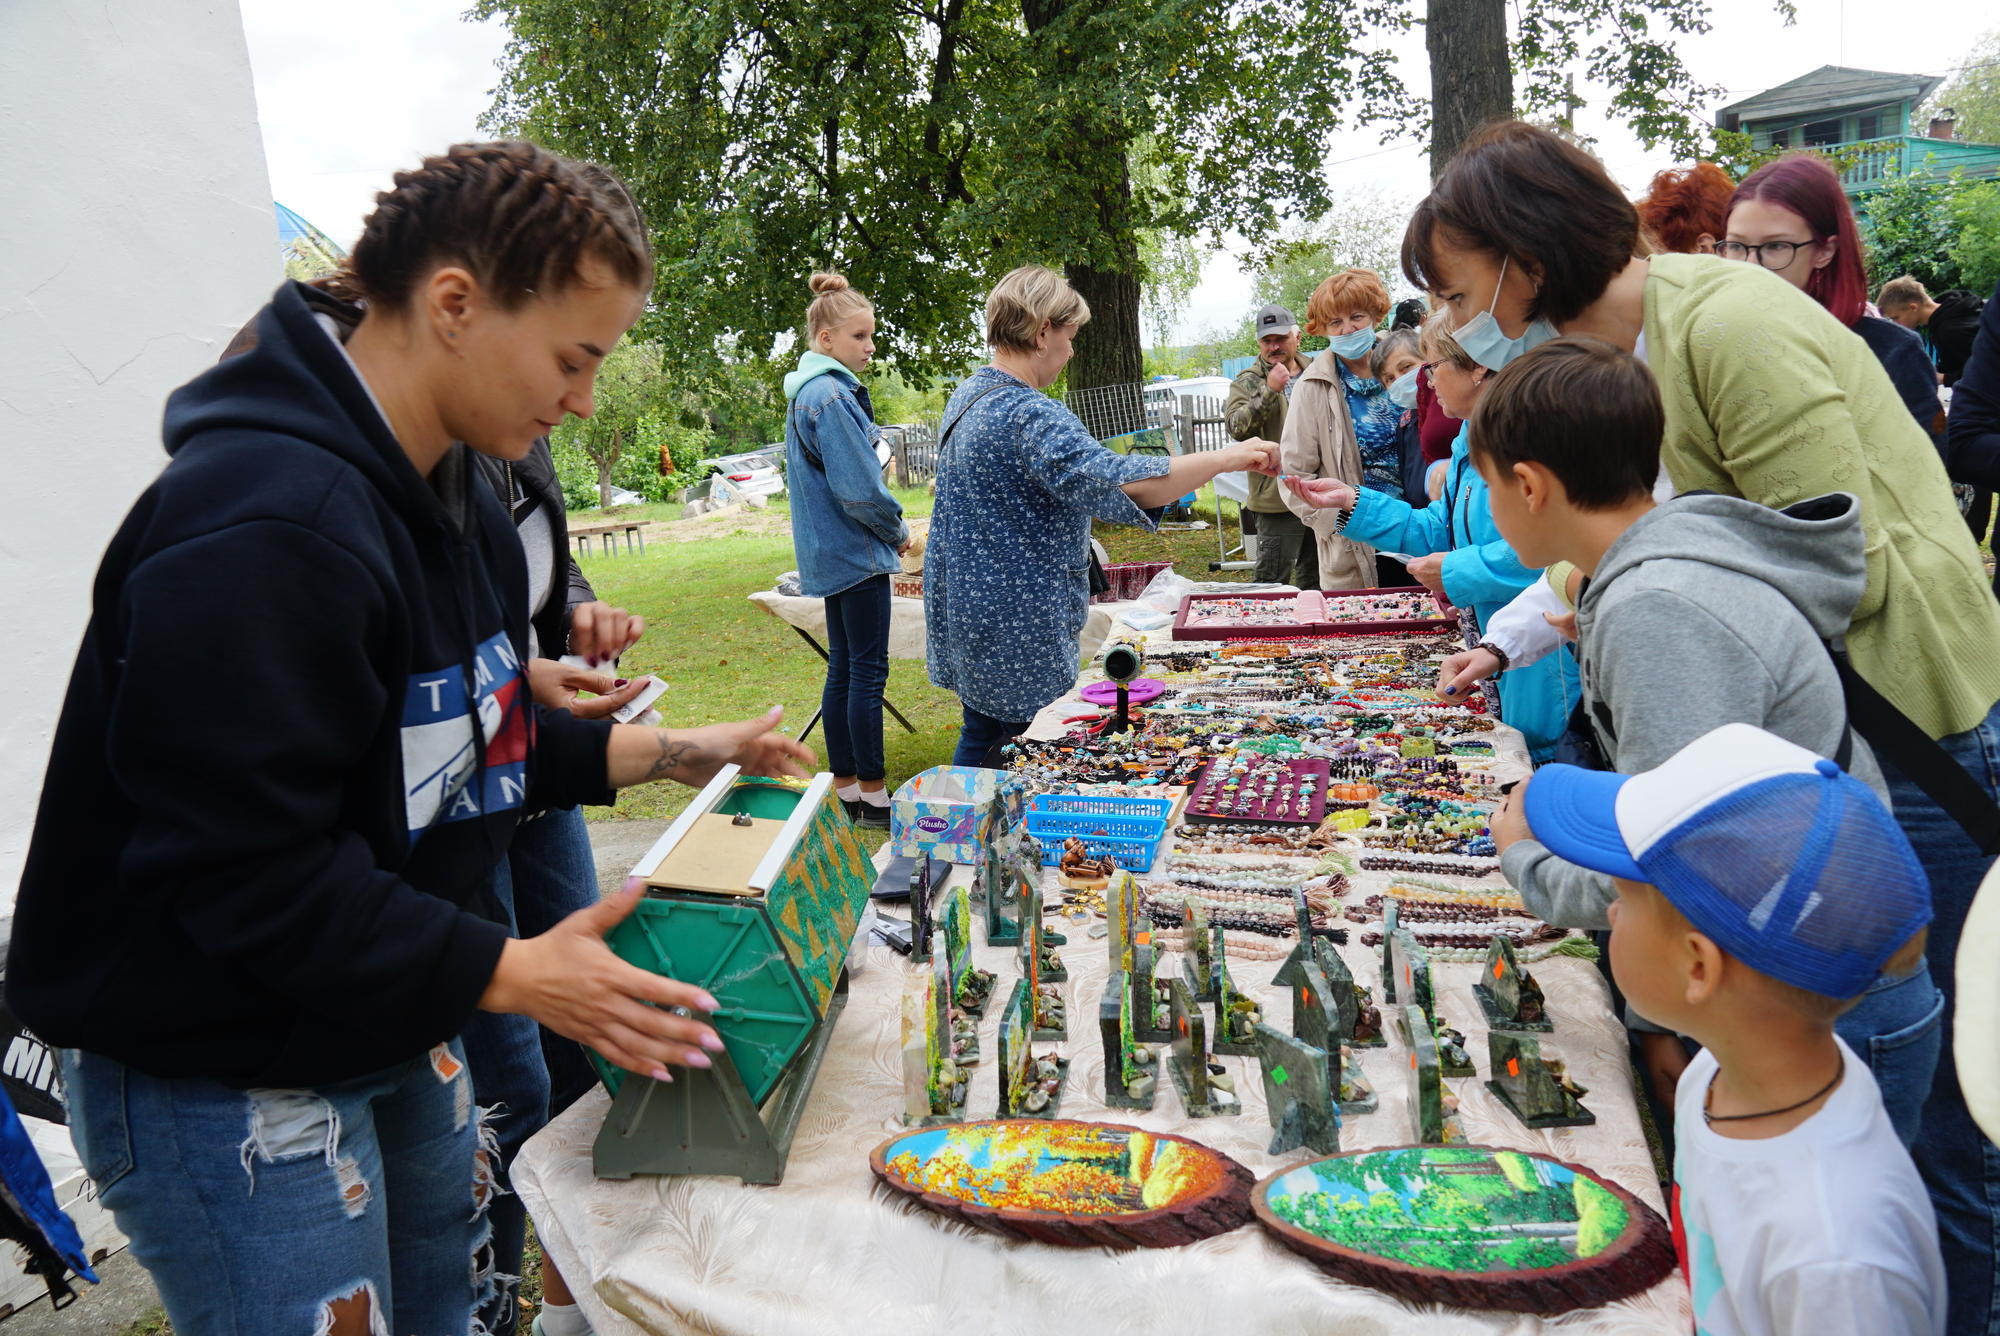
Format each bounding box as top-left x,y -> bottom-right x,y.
7,282 -> 613,1088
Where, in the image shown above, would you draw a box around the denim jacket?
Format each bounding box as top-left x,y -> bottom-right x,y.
784,353 -> 907,598
924,367 -> 1170,720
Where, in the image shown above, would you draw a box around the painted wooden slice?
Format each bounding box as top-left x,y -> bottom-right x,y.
870,1119 -> 1254,1249
1251,1144 -> 1675,1314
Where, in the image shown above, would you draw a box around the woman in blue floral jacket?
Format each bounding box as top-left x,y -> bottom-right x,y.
926,266 -> 1276,765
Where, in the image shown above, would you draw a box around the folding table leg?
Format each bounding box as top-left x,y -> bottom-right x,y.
785,625 -> 916,742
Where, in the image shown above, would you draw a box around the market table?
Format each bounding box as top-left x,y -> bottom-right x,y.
515,625 -> 1690,1336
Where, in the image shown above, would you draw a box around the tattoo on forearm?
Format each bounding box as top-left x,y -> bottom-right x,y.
645,734 -> 702,781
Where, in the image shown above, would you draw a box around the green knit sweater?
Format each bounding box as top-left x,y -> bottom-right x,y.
1643,252 -> 2000,739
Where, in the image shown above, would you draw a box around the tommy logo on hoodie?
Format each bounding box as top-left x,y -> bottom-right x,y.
401,631 -> 532,844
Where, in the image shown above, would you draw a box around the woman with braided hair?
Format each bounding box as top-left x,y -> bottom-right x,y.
8,142 -> 812,1336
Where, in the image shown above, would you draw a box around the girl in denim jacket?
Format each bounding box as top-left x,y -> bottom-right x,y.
783,273 -> 909,825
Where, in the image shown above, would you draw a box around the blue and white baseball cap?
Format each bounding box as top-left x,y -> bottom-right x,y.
1525,723 -> 1930,999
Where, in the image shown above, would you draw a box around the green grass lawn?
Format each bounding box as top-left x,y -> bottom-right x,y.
576,482 -> 1247,826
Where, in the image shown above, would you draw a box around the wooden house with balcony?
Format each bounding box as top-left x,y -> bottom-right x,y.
1715,65 -> 2000,199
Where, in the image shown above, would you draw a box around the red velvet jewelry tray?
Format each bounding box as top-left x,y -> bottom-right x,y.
1171,591 -> 1334,641
1315,586 -> 1460,637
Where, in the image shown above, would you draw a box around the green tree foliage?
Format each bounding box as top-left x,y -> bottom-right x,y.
1864,162 -> 1965,293
1242,188 -> 1422,341
552,343 -> 678,508
475,0 -> 1743,399
1952,184 -> 2000,298
1922,31 -> 2000,147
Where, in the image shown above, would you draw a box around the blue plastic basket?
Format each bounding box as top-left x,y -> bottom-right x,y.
1027,794 -> 1172,822
1026,810 -> 1165,843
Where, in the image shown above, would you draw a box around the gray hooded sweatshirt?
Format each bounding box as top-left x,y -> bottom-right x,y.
1502,491 -> 1883,930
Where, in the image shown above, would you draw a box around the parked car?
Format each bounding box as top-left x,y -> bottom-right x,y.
705,448 -> 786,499
605,486 -> 646,507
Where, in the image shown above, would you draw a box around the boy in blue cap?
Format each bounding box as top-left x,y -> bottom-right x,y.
1515,722 -> 1944,1335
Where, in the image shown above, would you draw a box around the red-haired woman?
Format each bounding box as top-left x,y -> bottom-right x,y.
1636,161 -> 1735,255
1723,154 -> 1944,441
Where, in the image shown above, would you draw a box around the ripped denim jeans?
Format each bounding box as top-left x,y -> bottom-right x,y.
60,1039 -> 501,1336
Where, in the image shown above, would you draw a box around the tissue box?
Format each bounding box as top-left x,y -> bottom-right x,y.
890,765 -> 1025,864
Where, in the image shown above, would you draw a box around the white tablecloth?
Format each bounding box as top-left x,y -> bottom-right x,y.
514,625 -> 1690,1335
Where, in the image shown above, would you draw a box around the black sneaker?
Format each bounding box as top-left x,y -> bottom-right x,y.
852,799 -> 892,829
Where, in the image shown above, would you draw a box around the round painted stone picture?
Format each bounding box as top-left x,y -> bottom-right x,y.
1252,1145 -> 1676,1313
870,1119 -> 1252,1248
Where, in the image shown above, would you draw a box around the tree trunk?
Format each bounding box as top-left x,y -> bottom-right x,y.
597,458 -> 614,509
1022,0 -> 1145,406
1066,259 -> 1144,397
1426,0 -> 1512,181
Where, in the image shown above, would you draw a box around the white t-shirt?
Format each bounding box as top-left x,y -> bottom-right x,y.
1672,1039 -> 1945,1336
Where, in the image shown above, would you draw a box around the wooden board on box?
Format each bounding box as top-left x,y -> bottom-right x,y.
640,812 -> 787,896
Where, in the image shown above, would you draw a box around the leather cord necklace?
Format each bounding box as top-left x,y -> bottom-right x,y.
1702,1066 -> 1843,1124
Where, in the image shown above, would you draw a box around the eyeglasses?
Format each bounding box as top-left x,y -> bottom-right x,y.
1716,238 -> 1820,271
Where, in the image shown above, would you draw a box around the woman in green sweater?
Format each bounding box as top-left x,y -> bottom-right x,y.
1408,120 -> 2000,1335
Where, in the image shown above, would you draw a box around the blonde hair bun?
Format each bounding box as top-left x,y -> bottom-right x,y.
809,271 -> 851,295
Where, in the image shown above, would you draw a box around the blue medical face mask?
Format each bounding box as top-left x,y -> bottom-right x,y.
1328,328 -> 1377,359
1386,367 -> 1420,410
1453,256 -> 1560,372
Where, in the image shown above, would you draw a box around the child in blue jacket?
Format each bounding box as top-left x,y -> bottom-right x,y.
1286,316 -> 1578,758
784,272 -> 909,826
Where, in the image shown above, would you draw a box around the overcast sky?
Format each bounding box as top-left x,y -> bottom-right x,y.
240,0 -> 1992,346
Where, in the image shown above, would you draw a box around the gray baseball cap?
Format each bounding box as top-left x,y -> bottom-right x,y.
1255,304 -> 1297,338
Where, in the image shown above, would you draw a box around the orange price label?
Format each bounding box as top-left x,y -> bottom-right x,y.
1493,957 -> 1505,980
1507,1057 -> 1521,1078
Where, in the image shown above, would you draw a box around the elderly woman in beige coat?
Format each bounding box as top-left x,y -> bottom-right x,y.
1279,268 -> 1397,589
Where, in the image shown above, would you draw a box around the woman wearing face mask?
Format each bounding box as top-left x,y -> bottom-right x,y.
1370,327 -> 1428,503
1366,327 -> 1425,585
1393,122 -> 2000,1336
1277,268 -> 1399,588
1722,154 -> 1944,444
1285,309 -> 1581,759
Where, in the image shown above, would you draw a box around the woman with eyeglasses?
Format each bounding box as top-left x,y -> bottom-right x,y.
1387,121 -> 2000,1336
1276,267 -> 1401,589
1722,154 -> 1944,443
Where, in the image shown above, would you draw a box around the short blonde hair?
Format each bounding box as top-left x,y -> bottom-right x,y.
805,271 -> 873,342
985,265 -> 1090,352
1304,267 -> 1392,336
1418,309 -> 1477,372
1876,275 -> 1930,314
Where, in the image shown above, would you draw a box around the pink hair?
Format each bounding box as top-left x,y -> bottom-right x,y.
1729,154 -> 1867,326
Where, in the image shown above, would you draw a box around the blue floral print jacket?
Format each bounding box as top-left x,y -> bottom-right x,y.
924,367 -> 1171,720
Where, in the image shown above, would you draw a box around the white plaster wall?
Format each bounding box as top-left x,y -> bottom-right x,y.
0,1 -> 277,902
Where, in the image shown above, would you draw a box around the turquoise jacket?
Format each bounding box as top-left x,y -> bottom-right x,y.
1343,422 -> 1579,759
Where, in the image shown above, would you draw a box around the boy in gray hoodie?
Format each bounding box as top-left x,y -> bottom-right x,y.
1471,336 -> 1939,1144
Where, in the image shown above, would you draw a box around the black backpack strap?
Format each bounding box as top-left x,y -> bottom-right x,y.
1829,641 -> 2000,854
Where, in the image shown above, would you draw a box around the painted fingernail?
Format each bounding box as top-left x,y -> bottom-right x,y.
650,1067 -> 674,1083
615,678 -> 630,687
700,1031 -> 726,1052
622,876 -> 644,894
696,992 -> 720,1012
1443,686 -> 1457,695
682,1050 -> 712,1068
